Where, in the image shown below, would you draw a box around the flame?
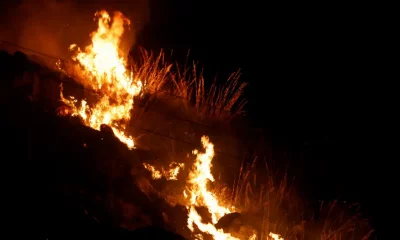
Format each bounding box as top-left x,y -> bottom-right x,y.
141,136 -> 239,239
187,136 -> 232,223
60,10 -> 141,148
141,136 -> 284,240
268,233 -> 284,240
57,9 -> 284,240
143,162 -> 185,180
184,136 -> 284,240
184,136 -> 239,239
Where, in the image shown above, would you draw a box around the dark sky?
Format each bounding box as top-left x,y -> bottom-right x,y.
136,0 -> 382,184
136,0 -> 378,127
1,0 -> 386,233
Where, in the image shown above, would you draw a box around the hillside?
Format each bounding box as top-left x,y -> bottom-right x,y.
1,49 -> 195,239
0,40 -> 375,239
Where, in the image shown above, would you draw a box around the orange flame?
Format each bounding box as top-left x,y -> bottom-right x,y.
184,136 -> 284,240
60,10 -> 142,148
143,162 -> 185,180
58,9 -> 284,240
185,136 -> 239,239
268,233 -> 284,240
187,136 -> 232,223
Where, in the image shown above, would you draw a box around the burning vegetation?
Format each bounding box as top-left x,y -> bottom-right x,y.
60,10 -> 141,148
0,9 -> 374,240
57,9 -> 260,240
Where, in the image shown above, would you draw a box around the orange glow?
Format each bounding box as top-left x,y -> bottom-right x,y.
268,232 -> 284,240
60,10 -> 142,148
187,136 -> 232,223
183,136 -> 284,240
185,136 -> 238,239
58,9 -> 284,240
143,162 -> 185,180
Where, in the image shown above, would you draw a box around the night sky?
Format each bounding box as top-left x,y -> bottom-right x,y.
137,0 -> 380,197
1,0 -> 386,235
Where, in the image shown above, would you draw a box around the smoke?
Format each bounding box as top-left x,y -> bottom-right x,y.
0,0 -> 150,60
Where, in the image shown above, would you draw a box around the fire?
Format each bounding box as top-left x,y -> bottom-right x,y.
60,10 -> 142,148
142,136 -> 239,239
141,136 -> 285,240
57,9 -> 284,240
187,136 -> 232,223
143,162 -> 185,180
184,136 -> 238,239
268,233 -> 284,240
183,137 -> 284,240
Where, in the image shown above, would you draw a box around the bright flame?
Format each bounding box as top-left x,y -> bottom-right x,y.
57,9 -> 284,240
268,233 -> 284,240
185,136 -> 239,239
187,136 -> 232,223
143,162 -> 185,180
184,136 -> 284,240
60,10 -> 141,148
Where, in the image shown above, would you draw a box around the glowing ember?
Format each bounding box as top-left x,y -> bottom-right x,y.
143,162 -> 185,180
268,232 -> 284,240
60,10 -> 142,148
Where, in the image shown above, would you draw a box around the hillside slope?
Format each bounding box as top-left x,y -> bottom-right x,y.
0,49 -> 189,239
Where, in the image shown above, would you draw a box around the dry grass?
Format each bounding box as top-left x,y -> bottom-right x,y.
212,157 -> 375,240
53,44 -> 374,239
130,48 -> 172,94
127,47 -> 248,167
129,47 -> 247,124
127,47 -> 374,239
4,44 -> 375,239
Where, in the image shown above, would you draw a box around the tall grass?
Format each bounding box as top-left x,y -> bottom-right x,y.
59,45 -> 374,239
129,47 -> 247,123
127,47 -> 374,239
213,156 -> 374,240
127,47 -> 249,168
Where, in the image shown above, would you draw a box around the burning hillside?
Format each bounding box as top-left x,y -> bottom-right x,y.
1,7 -> 374,240
56,9 -> 284,240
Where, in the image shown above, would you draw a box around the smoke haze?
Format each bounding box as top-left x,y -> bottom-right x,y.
0,0 -> 150,60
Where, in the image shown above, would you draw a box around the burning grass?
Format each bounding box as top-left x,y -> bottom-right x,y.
3,46 -> 375,239
119,42 -> 373,240
212,157 -> 374,240
37,9 -> 374,240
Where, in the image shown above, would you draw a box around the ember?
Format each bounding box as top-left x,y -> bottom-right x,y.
143,162 -> 185,180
